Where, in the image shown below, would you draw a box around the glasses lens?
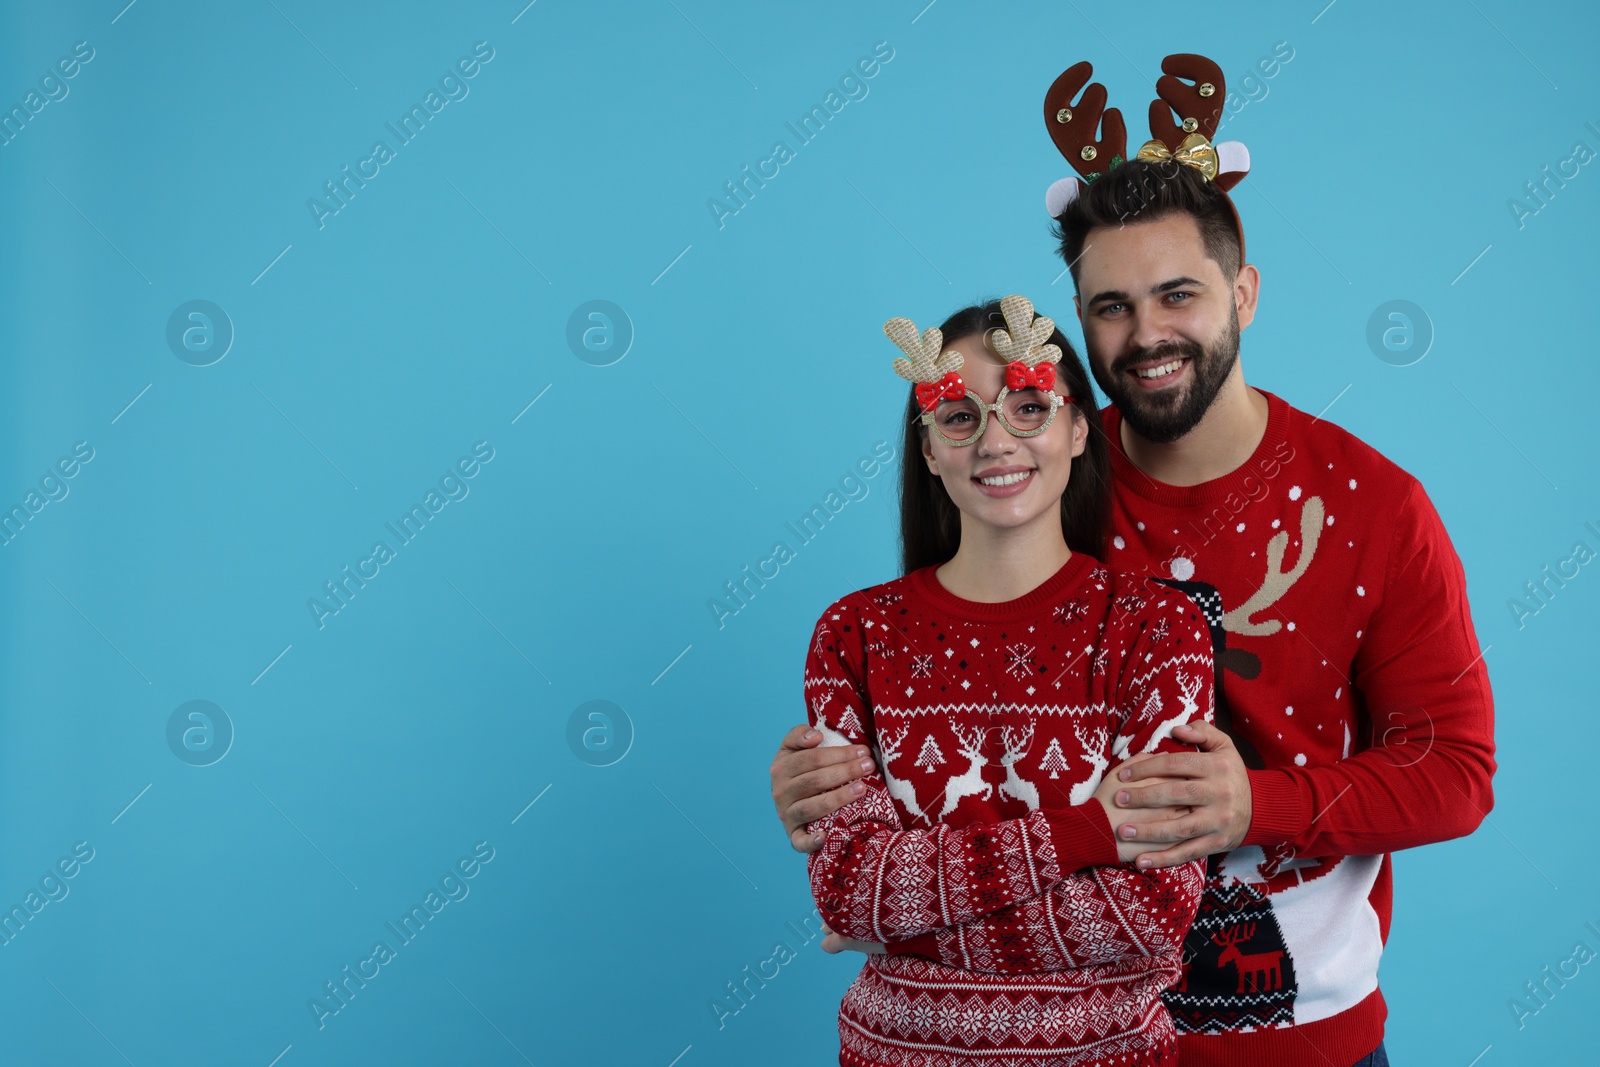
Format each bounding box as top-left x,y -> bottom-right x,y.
1001,388 -> 1054,433
932,396 -> 981,441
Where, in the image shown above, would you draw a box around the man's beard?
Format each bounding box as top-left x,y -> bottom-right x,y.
1090,305 -> 1240,444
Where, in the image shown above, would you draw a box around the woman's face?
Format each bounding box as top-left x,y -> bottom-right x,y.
919,332 -> 1087,535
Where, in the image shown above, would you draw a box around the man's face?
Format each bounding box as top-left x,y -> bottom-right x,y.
1073,213 -> 1250,443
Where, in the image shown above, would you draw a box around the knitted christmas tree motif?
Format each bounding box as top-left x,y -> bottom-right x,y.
1036,737 -> 1066,780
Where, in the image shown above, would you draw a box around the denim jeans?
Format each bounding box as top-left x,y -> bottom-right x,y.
1351,1042 -> 1389,1067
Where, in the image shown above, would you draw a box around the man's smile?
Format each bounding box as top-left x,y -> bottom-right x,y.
1127,355 -> 1191,390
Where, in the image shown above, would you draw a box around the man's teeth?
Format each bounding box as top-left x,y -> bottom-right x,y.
978,470 -> 1033,486
1134,358 -> 1186,379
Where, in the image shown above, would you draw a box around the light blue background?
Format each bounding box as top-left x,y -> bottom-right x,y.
0,1 -> 1594,1064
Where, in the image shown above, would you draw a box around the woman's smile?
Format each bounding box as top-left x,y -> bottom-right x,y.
972,465 -> 1037,496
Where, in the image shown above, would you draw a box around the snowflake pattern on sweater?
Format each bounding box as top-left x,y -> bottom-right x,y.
803,553 -> 1214,1067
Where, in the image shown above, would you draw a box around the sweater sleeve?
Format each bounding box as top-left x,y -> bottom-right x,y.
887,589 -> 1213,971
802,603 -> 1104,944
1241,477 -> 1497,856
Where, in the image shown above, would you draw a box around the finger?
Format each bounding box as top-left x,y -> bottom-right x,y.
775,752 -> 874,823
1116,751 -> 1205,782
772,742 -> 872,792
1115,780 -> 1209,810
780,723 -> 824,752
788,827 -> 825,855
1171,720 -> 1235,753
1116,812 -> 1212,844
781,777 -> 872,839
1133,836 -> 1221,869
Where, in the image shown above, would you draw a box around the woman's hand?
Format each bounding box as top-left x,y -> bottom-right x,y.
820,922 -> 885,956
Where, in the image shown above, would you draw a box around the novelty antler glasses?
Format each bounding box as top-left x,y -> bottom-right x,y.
886,294 -> 1076,448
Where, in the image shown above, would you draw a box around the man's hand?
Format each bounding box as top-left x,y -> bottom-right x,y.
1108,720 -> 1252,869
820,922 -> 885,956
1090,756 -> 1193,864
770,723 -> 874,854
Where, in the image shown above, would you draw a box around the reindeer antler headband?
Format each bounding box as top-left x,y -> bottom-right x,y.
1043,53 -> 1250,259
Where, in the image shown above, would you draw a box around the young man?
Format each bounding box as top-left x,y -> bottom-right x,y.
770,153 -> 1495,1066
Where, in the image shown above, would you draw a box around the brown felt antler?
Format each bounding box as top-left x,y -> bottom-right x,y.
1043,61 -> 1127,183
1043,51 -> 1252,232
1147,53 -> 1226,151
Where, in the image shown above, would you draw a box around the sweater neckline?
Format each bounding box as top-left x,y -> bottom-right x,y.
908,549 -> 1096,622
1103,387 -> 1291,508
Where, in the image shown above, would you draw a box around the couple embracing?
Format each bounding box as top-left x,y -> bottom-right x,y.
769,53 -> 1494,1067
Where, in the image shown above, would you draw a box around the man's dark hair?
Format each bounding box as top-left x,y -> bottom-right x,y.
1052,159 -> 1242,289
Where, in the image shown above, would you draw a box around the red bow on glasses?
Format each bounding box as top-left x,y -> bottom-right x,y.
1004,360 -> 1056,391
914,371 -> 967,412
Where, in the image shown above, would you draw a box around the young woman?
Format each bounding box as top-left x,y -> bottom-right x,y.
802,295 -> 1215,1067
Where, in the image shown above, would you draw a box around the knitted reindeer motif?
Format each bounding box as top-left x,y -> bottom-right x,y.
996,723 -> 1040,811
1212,923 -> 1285,994
1150,496 -> 1325,770
1066,721 -> 1134,804
875,725 -> 932,825
1135,670 -> 1206,754
938,724 -> 995,819
1223,495 -> 1325,638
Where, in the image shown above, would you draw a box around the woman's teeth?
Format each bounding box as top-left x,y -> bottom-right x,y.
1134,358 -> 1187,379
977,470 -> 1033,486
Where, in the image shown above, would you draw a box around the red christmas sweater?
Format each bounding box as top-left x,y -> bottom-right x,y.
803,551 -> 1217,1067
865,389 -> 1496,1067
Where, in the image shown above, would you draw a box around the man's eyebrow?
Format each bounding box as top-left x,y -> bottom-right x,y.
1087,277 -> 1206,306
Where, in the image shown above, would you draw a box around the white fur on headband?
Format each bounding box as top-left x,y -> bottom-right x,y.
1216,141 -> 1250,178
1045,176 -> 1082,218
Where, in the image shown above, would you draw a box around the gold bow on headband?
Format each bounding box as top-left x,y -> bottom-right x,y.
1133,131 -> 1218,181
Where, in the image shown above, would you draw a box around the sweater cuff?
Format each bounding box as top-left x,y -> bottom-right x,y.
1040,802 -> 1120,872
1241,768 -> 1311,847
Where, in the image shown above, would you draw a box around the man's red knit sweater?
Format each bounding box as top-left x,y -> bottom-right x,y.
804,554 -> 1217,1067
864,388 -> 1495,1066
